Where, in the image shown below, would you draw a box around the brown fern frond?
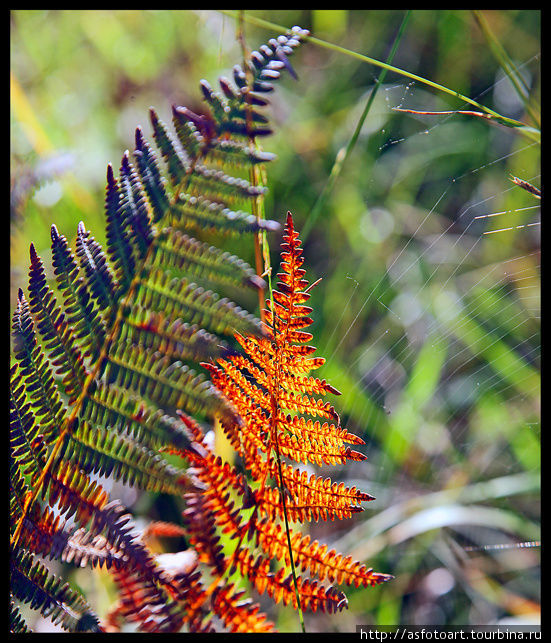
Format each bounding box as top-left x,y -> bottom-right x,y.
143,521 -> 188,541
62,529 -> 124,570
182,492 -> 226,574
105,549 -> 211,633
17,503 -> 123,572
17,504 -> 72,563
105,568 -> 180,633
39,461 -> 174,591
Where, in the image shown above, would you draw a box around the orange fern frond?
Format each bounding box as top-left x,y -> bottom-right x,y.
232,548 -> 349,614
211,584 -> 275,633
204,212 -> 382,498
253,516 -> 390,587
169,212 -> 392,625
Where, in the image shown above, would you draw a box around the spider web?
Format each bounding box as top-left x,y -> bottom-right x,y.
297,55 -> 540,629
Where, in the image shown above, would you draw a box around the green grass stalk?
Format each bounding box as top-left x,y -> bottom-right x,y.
302,10 -> 411,240
472,10 -> 540,129
220,10 -> 540,143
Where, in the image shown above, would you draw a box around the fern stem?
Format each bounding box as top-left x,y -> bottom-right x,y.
11,424 -> 69,546
236,10 -> 268,323
302,10 -> 411,241
266,256 -> 306,633
219,10 -> 540,142
251,167 -> 266,322
272,410 -> 306,633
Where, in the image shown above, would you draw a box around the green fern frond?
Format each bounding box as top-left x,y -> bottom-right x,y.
171,194 -> 279,236
119,307 -> 234,363
117,152 -> 155,256
81,380 -> 190,450
105,164 -> 136,292
28,244 -> 87,401
133,267 -> 263,337
150,227 -> 265,289
11,290 -> 66,444
10,444 -> 31,532
50,224 -> 107,359
10,364 -> 47,481
76,221 -> 118,311
60,422 -> 188,495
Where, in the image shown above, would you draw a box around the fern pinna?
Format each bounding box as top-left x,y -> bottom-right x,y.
10,24 -> 389,632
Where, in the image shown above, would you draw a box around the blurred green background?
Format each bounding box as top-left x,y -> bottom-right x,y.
11,10 -> 540,632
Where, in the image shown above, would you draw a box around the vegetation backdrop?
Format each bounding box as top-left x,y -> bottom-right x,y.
10,9 -> 540,631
